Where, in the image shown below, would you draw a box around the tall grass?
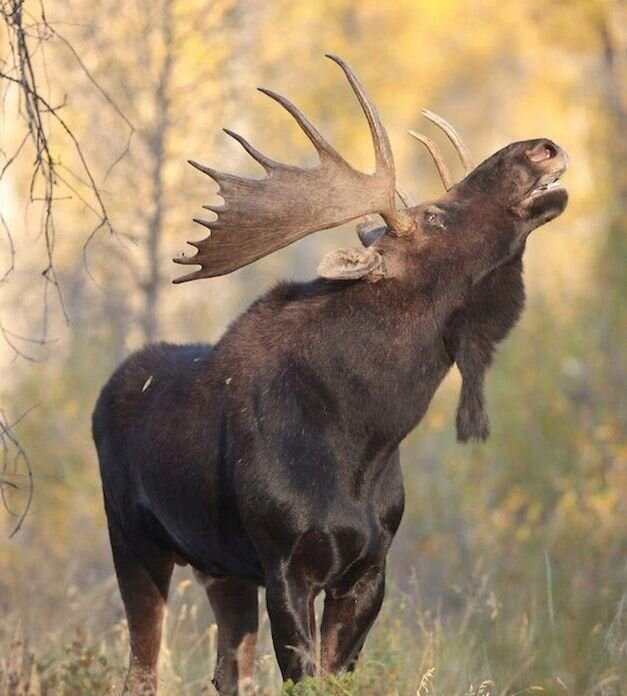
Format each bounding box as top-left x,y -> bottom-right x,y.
1,565 -> 625,695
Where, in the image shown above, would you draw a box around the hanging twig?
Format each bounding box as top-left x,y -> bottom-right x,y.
0,0 -> 134,327
0,407 -> 35,537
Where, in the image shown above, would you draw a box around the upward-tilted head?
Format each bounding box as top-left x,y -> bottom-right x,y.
414,136 -> 569,239
351,134 -> 569,286
337,134 -> 569,286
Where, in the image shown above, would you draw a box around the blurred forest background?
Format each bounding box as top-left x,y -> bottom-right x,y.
0,0 -> 625,694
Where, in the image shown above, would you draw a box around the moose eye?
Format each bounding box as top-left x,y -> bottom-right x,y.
424,209 -> 446,231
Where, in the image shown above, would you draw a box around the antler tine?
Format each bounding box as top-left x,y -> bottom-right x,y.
408,130 -> 453,190
326,54 -> 414,233
325,54 -> 394,173
187,158 -> 248,186
223,128 -> 280,171
257,87 -> 340,161
421,109 -> 474,174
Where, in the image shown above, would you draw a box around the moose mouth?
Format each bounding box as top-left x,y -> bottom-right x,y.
519,166 -> 569,225
527,171 -> 566,201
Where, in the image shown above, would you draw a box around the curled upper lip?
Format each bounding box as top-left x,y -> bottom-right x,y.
526,166 -> 567,198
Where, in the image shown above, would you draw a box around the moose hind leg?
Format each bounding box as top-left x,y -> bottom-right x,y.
107,515 -> 174,695
201,576 -> 259,695
320,565 -> 385,674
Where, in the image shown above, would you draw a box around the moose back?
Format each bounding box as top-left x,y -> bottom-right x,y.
93,55 -> 568,695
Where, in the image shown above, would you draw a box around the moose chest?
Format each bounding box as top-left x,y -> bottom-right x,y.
231,438 -> 405,593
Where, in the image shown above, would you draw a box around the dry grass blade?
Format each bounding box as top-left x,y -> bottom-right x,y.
417,667 -> 436,695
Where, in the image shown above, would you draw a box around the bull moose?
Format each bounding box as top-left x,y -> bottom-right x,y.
92,55 -> 568,694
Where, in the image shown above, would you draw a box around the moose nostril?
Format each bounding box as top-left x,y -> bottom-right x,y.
527,142 -> 557,163
544,142 -> 557,158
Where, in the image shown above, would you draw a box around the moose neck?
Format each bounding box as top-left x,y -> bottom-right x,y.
306,278 -> 455,444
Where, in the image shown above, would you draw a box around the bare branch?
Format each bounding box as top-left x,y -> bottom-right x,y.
0,1 -> 133,535
0,212 -> 15,284
0,406 -> 35,537
0,0 -> 134,329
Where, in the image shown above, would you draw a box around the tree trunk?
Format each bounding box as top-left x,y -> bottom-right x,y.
596,4 -> 626,421
141,0 -> 174,344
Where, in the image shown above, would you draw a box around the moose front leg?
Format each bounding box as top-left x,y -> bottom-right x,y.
320,565 -> 385,674
264,573 -> 317,683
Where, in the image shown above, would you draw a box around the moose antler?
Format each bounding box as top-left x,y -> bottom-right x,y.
408,110 -> 473,191
407,130 -> 454,190
174,55 -> 414,283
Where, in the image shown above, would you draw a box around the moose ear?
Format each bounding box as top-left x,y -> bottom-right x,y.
317,246 -> 384,281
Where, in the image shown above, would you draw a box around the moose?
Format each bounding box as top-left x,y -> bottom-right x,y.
93,55 -> 568,695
